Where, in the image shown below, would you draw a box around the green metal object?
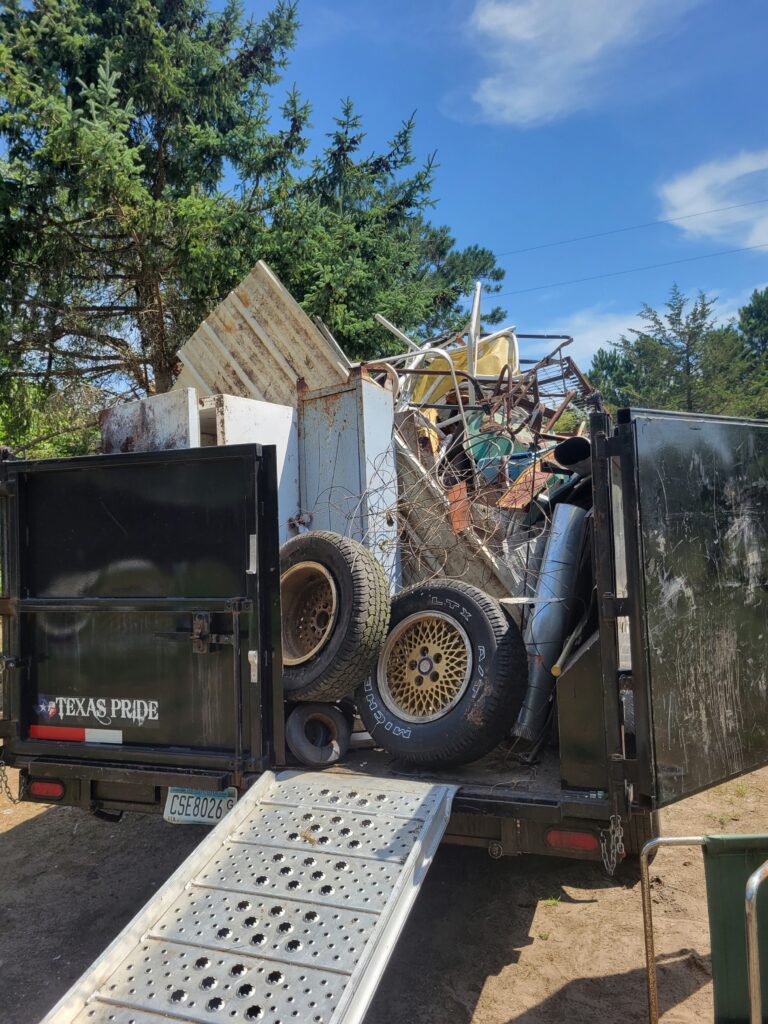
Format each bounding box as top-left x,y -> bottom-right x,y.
641,835 -> 768,1023
703,836 -> 768,1023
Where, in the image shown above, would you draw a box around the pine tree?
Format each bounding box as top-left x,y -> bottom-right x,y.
0,0 -> 506,451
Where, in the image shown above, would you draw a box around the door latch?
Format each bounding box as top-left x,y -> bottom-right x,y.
155,614 -> 233,654
0,656 -> 24,674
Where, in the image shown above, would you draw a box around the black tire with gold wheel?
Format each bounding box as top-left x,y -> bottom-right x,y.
355,579 -> 527,766
280,532 -> 390,702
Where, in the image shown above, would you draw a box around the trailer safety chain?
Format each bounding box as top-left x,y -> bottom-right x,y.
0,756 -> 22,805
600,814 -> 625,876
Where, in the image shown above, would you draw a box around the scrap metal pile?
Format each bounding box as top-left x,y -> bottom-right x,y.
109,261 -> 602,771
361,286 -> 597,602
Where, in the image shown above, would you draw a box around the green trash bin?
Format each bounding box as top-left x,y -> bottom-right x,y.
641,835 -> 768,1023
703,836 -> 768,1023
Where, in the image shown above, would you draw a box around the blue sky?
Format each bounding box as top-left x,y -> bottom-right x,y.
256,0 -> 768,366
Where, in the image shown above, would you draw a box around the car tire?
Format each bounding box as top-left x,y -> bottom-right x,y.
356,579 -> 527,766
285,703 -> 351,766
280,532 -> 390,702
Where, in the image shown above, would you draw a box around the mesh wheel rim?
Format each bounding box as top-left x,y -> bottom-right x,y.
378,611 -> 473,724
281,561 -> 338,666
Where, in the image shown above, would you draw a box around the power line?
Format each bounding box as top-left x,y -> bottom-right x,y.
497,243 -> 768,297
496,198 -> 768,257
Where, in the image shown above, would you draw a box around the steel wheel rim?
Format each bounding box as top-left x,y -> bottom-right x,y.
281,561 -> 338,666
378,611 -> 473,724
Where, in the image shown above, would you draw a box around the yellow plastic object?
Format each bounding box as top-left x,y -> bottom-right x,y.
411,335 -> 517,405
416,408 -> 440,456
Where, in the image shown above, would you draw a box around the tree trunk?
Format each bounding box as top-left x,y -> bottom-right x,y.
136,272 -> 174,394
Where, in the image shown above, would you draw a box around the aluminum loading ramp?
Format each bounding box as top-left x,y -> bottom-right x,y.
41,771 -> 456,1024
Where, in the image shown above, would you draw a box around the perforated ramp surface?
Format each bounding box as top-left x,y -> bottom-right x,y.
41,771 -> 456,1024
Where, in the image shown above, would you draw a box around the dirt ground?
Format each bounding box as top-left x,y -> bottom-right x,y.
2,765 -> 767,1024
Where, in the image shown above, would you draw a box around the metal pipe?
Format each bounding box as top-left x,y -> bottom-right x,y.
512,502 -> 587,742
746,858 -> 768,1024
397,347 -> 473,455
640,837 -> 705,1024
479,324 -> 517,344
468,281 -> 482,376
374,313 -> 422,352
363,359 -> 401,402
553,435 -> 592,477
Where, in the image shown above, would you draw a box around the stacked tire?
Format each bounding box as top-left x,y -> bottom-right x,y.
280,532 -> 389,766
279,533 -> 527,769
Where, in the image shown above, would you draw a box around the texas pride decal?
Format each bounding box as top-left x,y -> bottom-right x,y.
31,694 -> 160,744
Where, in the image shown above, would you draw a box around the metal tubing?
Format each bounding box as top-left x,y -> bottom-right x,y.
364,359 -> 402,402
374,313 -> 422,353
553,435 -> 592,477
640,837 -> 705,1024
396,347 -> 473,460
468,281 -> 482,376
513,503 -> 587,742
746,858 -> 768,1024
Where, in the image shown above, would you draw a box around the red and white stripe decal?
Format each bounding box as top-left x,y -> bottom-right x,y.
29,725 -> 123,744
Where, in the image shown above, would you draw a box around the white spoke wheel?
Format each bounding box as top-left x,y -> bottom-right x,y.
281,561 -> 338,666
379,612 -> 473,724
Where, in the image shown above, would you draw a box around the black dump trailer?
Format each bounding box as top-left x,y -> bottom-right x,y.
1,409 -> 767,872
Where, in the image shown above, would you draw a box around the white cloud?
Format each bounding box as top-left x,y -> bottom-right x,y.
526,306 -> 641,366
527,284 -> 768,370
467,0 -> 697,126
712,281 -> 768,324
659,150 -> 768,247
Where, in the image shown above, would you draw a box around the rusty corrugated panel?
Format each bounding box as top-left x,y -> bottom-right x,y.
173,261 -> 350,406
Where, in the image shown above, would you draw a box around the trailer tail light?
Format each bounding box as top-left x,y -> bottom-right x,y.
545,828 -> 599,852
28,779 -> 65,801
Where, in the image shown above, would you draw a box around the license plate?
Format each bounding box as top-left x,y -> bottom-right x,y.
164,786 -> 237,825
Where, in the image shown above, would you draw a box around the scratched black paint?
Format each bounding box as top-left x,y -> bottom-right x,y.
3,445 -> 280,762
626,410 -> 768,806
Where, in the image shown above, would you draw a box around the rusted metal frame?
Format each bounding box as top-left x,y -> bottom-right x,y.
640,837 -> 705,1024
544,389 -> 577,431
562,355 -> 595,395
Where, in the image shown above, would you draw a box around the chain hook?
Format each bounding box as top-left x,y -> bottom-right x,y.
600,814 -> 625,876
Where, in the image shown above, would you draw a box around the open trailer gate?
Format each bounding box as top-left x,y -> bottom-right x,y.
40,771 -> 455,1024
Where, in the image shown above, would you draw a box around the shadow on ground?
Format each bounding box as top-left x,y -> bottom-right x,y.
1,807 -> 710,1024
364,846 -> 710,1024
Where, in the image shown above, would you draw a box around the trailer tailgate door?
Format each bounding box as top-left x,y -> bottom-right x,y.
1,444 -> 280,771
623,409 -> 768,807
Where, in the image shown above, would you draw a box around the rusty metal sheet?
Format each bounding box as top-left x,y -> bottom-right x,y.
173,261 -> 349,407
496,463 -> 550,510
